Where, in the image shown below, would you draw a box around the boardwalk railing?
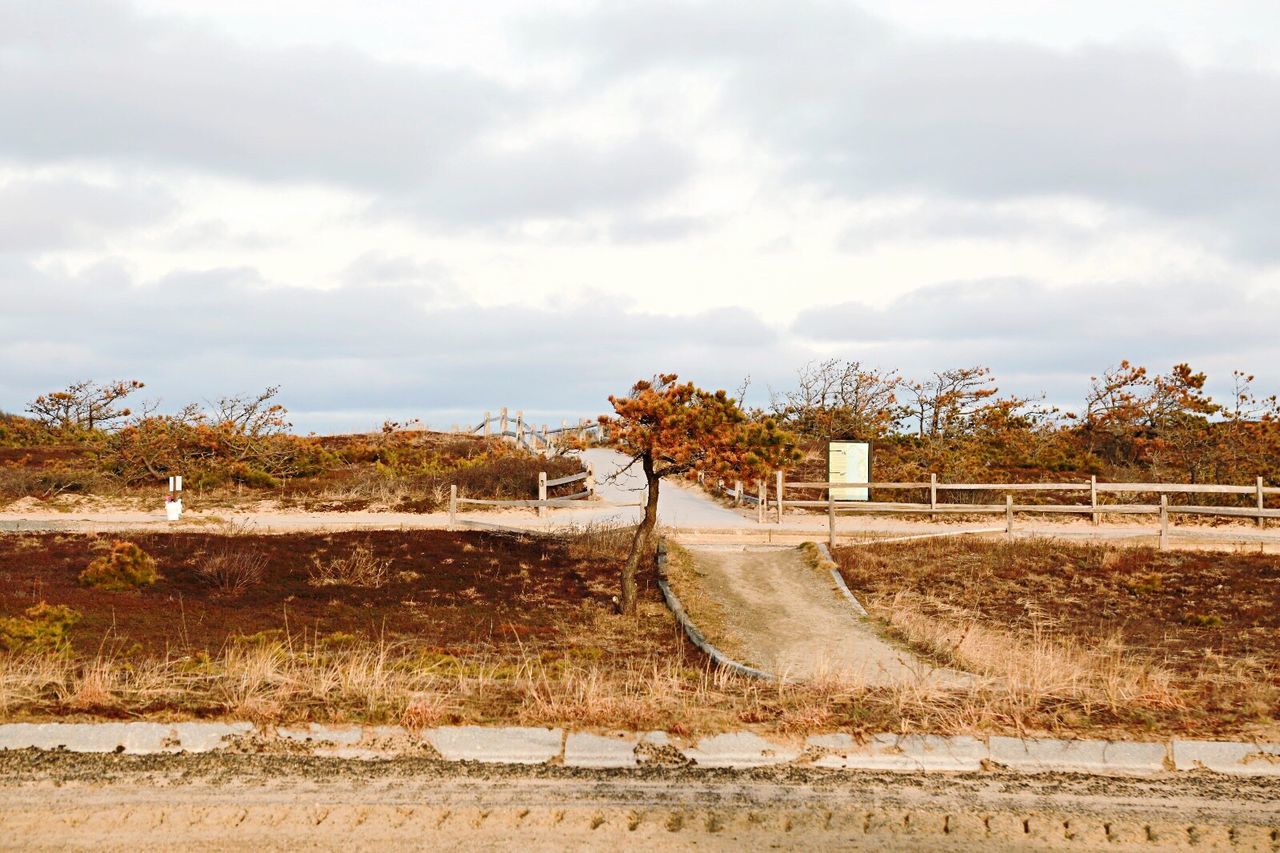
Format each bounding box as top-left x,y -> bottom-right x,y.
457,408 -> 605,454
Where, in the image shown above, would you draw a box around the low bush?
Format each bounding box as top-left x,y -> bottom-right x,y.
196,548 -> 268,596
79,541 -> 160,591
308,543 -> 392,588
0,602 -> 80,654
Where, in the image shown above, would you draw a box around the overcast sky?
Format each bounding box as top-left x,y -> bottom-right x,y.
3,0 -> 1279,433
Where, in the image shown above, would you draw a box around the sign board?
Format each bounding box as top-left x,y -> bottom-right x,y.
828,441 -> 871,501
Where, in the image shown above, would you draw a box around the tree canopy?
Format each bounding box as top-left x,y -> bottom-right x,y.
601,374 -> 799,615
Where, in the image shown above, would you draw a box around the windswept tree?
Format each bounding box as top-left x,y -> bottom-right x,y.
772,359 -> 902,440
601,375 -> 799,615
27,380 -> 145,433
904,366 -> 999,439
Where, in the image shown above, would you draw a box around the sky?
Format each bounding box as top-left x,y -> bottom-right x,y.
2,0 -> 1279,433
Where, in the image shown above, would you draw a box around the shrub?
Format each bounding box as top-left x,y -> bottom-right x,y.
308,543 -> 392,588
197,548 -> 268,596
0,602 -> 80,654
79,541 -> 160,591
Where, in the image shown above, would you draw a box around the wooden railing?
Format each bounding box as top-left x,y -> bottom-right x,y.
444,465 -> 646,527
460,408 -> 604,454
776,474 -> 1278,549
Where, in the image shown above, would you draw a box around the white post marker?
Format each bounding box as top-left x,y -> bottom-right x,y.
165,475 -> 183,521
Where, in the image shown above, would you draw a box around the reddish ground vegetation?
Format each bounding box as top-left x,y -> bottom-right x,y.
0,531 -> 671,659
833,538 -> 1280,677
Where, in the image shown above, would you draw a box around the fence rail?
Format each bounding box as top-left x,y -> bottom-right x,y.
709,472 -> 1276,549
456,407 -> 605,455
447,463 -> 608,526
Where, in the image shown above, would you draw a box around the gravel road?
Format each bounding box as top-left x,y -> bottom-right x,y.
0,752 -> 1276,851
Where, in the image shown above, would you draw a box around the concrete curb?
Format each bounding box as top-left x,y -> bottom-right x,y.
811,541 -> 869,617
1,722 -> 1276,777
655,539 -> 778,681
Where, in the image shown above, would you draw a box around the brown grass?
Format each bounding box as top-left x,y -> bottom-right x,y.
831,536 -> 1280,739
307,543 -> 393,588
196,548 -> 268,596
1,529 -> 1276,739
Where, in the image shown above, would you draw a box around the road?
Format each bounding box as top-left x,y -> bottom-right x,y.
0,751 -> 1276,851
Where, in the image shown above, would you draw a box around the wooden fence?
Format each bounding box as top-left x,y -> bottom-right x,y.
448,465 -> 623,526
713,473 -> 1278,548
457,408 -> 604,454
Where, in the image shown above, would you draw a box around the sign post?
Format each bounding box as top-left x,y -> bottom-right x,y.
827,441 -> 871,502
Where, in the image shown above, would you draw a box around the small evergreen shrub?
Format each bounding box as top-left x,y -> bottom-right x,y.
0,602 -> 81,654
79,541 -> 160,591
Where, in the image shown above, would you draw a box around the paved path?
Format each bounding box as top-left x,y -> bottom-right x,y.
683,544 -> 969,687
530,449 -> 753,529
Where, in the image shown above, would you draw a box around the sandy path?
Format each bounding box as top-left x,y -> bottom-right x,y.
0,752 -> 1276,851
684,545 -> 968,686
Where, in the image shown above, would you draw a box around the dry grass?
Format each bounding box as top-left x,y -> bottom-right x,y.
196,548 -> 268,597
832,536 -> 1280,738
0,628 -> 1273,739
870,592 -> 1185,722
660,540 -> 748,662
307,543 -> 393,588
556,520 -> 637,562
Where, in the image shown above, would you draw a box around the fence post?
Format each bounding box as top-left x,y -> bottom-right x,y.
538,471 -> 547,519
734,480 -> 743,506
449,485 -> 457,529
1159,494 -> 1169,550
1090,475 -> 1099,526
500,407 -> 508,435
483,411 -> 491,439
1258,477 -> 1266,530
828,487 -> 836,549
929,473 -> 937,522
515,411 -> 523,442
585,464 -> 596,497
1005,494 -> 1013,539
757,479 -> 765,524
776,470 -> 785,524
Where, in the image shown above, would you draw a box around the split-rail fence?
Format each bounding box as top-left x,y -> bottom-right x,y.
712,473 -> 1277,549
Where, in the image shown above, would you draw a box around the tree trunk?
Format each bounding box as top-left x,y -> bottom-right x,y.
619,453 -> 660,616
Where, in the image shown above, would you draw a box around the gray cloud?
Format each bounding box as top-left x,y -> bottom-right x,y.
544,1 -> 1280,261
0,177 -> 177,252
0,0 -> 692,229
790,277 -> 1280,404
0,259 -> 794,431
3,256 -> 1274,431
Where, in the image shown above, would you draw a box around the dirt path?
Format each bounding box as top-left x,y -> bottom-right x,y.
0,752 -> 1276,851
683,545 -> 968,686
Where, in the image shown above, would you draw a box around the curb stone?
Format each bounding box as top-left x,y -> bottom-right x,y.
0,723 -> 1276,777
809,733 -> 987,772
1172,739 -> 1280,776
563,732 -> 640,769
426,726 -> 563,764
683,731 -> 802,767
0,721 -> 253,754
814,542 -> 869,616
989,736 -> 1168,775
